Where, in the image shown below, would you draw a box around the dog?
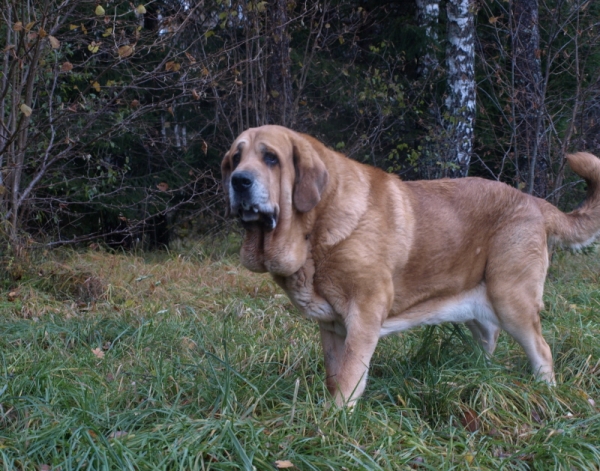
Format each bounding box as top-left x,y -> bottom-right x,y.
222,125 -> 600,407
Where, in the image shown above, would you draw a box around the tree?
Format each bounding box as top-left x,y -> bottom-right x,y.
266,0 -> 294,126
444,0 -> 476,178
511,0 -> 548,196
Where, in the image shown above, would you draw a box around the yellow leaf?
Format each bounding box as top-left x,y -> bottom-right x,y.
88,41 -> 101,53
102,27 -> 113,37
118,45 -> 134,58
91,347 -> 105,359
204,30 -> 214,38
20,104 -> 32,117
270,90 -> 280,98
91,81 -> 101,92
69,24 -> 78,30
61,61 -> 73,72
256,1 -> 267,12
95,5 -> 105,16
38,28 -> 47,38
49,35 -> 60,49
201,67 -> 209,76
165,61 -> 181,72
13,22 -> 23,31
25,21 -> 35,32
136,4 -> 147,14
275,461 -> 294,469
81,23 -> 88,34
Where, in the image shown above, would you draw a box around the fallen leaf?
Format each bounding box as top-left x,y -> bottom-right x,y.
201,140 -> 208,155
156,182 -> 169,192
92,347 -> 105,359
460,407 -> 480,432
7,291 -> 19,302
13,22 -> 23,31
275,460 -> 294,469
38,28 -> 47,38
61,61 -> 73,72
109,430 -> 128,439
39,465 -> 51,471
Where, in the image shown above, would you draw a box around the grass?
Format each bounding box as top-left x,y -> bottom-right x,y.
0,239 -> 599,470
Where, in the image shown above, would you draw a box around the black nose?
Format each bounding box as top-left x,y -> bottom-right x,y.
231,171 -> 254,192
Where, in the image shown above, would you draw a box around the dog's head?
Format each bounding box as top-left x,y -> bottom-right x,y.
221,125 -> 329,274
222,125 -> 329,232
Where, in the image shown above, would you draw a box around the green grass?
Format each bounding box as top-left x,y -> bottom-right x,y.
0,242 -> 599,470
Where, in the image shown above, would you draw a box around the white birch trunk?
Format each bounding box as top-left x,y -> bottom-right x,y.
416,0 -> 440,77
445,0 -> 476,178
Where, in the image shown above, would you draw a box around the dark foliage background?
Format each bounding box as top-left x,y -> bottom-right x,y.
1,0 -> 599,256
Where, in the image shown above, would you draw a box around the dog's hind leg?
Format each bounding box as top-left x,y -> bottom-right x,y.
486,243 -> 555,384
465,319 -> 501,356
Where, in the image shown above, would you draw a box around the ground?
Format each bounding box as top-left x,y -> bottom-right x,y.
0,238 -> 599,470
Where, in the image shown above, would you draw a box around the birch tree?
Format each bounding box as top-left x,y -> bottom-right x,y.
416,0 -> 440,78
444,0 -> 476,178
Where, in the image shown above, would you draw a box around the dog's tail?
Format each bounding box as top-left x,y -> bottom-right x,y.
540,152 -> 600,249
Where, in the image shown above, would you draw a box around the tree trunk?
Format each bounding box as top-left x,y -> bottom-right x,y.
445,0 -> 476,178
416,0 -> 440,77
512,0 -> 548,197
267,0 -> 293,127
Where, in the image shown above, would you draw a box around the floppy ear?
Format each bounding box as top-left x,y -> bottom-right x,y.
221,151 -> 233,217
292,135 -> 329,213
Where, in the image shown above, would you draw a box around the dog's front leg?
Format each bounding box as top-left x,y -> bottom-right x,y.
320,319 -> 380,407
319,321 -> 346,398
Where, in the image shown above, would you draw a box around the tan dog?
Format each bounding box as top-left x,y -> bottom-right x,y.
222,125 -> 600,407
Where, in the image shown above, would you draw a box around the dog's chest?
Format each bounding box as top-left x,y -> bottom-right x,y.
274,265 -> 337,322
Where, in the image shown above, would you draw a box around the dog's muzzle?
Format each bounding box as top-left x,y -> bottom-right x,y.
230,171 -> 278,230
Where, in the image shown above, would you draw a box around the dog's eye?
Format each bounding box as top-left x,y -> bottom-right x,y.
264,152 -> 279,167
232,152 -> 241,168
